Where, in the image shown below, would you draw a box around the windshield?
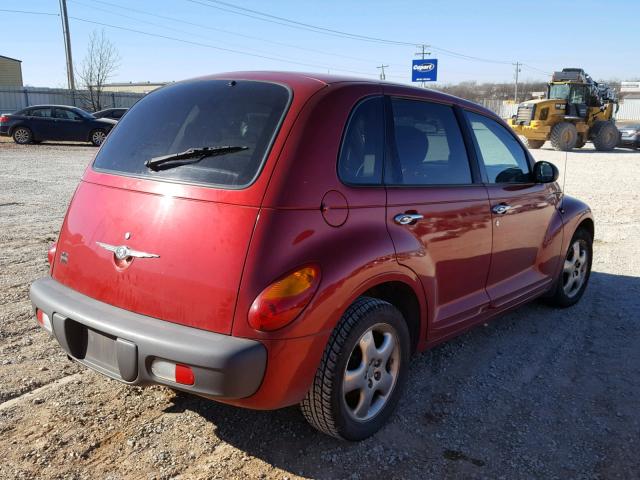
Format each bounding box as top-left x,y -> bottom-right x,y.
548,84 -> 570,100
93,79 -> 290,188
549,83 -> 588,104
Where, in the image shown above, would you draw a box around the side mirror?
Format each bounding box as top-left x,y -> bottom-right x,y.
533,161 -> 559,183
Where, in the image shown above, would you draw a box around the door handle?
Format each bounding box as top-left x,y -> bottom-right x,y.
492,204 -> 512,215
394,213 -> 424,225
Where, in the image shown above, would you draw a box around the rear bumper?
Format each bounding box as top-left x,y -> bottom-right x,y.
0,126 -> 9,136
29,277 -> 267,399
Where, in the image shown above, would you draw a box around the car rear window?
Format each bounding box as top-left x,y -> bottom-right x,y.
93,79 -> 291,188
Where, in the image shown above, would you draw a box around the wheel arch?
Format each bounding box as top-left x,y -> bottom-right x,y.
9,122 -> 30,136
576,216 -> 594,240
360,280 -> 422,354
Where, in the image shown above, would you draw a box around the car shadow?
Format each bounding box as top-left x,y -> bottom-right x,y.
32,142 -> 95,148
536,146 -> 637,154
164,270 -> 640,478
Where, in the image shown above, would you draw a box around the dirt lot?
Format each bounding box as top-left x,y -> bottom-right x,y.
0,140 -> 639,479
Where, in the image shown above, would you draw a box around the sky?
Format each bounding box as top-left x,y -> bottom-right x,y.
2,0 -> 637,88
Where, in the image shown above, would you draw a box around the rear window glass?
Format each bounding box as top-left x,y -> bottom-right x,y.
93,80 -> 290,188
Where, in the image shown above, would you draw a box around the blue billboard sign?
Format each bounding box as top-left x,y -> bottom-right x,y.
412,59 -> 438,82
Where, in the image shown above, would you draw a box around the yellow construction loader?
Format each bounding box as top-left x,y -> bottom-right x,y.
508,68 -> 619,151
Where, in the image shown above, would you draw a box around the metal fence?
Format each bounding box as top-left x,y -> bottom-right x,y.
617,99 -> 640,121
3,85 -> 639,121
479,99 -> 518,119
0,87 -> 144,113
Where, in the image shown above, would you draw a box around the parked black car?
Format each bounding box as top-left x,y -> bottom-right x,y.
92,108 -> 128,121
618,123 -> 640,149
0,105 -> 116,146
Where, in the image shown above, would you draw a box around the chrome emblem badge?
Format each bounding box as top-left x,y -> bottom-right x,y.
96,242 -> 160,260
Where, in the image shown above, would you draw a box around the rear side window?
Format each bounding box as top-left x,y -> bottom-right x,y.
93,80 -> 290,188
465,111 -> 531,183
338,97 -> 384,185
30,108 -> 53,118
386,98 -> 472,186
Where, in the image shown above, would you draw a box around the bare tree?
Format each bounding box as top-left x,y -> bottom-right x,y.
76,30 -> 120,111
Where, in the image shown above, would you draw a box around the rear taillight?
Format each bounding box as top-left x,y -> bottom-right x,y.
150,359 -> 195,385
47,242 -> 57,266
36,309 -> 52,333
248,265 -> 321,332
0,115 -> 9,124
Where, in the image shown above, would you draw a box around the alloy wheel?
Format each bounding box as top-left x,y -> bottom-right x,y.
342,323 -> 400,422
14,128 -> 30,144
562,239 -> 589,298
92,130 -> 106,145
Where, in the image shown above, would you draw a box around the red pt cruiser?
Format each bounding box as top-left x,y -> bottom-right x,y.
30,72 -> 593,440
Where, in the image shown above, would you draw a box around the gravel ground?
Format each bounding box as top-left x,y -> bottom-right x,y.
0,140 -> 639,479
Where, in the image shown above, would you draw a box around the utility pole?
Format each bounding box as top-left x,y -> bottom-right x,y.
377,64 -> 389,81
415,44 -> 431,88
59,0 -> 75,91
415,44 -> 431,59
513,61 -> 521,103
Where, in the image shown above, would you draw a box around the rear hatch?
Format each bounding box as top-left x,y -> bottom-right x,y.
52,79 -> 292,334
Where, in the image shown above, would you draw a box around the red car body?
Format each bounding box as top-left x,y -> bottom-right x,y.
30,72 -> 593,412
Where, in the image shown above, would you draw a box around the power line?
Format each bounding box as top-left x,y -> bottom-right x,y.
186,0 -> 522,66
0,8 -> 58,16
186,0 -> 412,46
72,0 -> 387,67
0,4 -> 549,81
66,15 -> 390,78
521,63 -> 553,76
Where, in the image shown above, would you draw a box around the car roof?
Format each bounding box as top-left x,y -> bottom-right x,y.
23,104 -> 87,112
198,71 -> 495,117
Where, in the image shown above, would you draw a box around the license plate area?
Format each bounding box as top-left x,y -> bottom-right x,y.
52,314 -> 138,382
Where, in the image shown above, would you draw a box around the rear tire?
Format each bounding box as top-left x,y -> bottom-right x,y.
592,121 -> 619,151
12,126 -> 32,144
90,129 -> 107,147
301,297 -> 410,441
524,138 -> 545,149
550,122 -> 577,151
547,228 -> 592,308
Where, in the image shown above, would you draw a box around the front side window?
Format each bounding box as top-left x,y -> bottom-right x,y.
465,111 -> 531,184
338,96 -> 384,185
93,80 -> 290,188
54,108 -> 81,120
386,98 -> 472,186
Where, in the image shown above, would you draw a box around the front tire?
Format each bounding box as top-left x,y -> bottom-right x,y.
12,126 -> 32,144
592,121 -> 619,151
90,129 -> 107,147
550,122 -> 578,151
548,228 -> 593,308
301,297 -> 410,441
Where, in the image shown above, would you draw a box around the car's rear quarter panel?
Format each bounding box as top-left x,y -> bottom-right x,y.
228,83 -> 426,408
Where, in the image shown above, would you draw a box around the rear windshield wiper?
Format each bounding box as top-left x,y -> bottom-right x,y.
145,146 -> 248,171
